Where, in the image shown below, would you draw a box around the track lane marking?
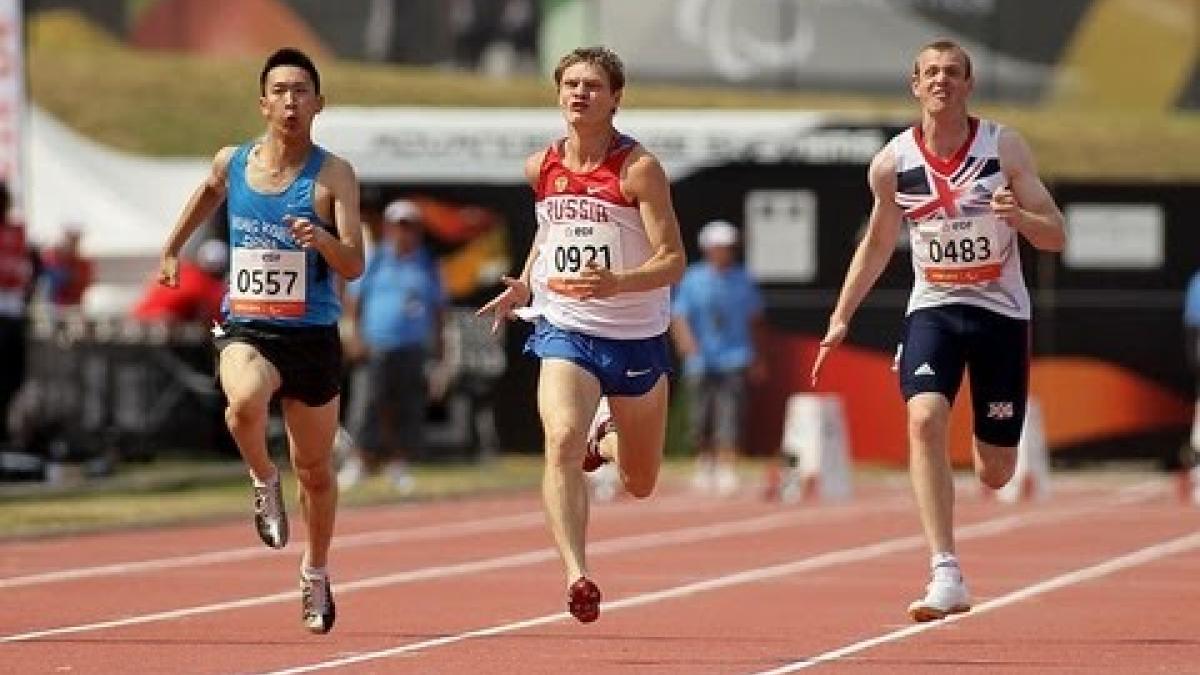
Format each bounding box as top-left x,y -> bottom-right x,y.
752,528 -> 1200,673
0,497 -> 908,642
256,483 -> 1164,674
0,490 -> 737,589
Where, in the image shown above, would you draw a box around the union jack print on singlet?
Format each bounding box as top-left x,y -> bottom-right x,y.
891,117 -> 1031,320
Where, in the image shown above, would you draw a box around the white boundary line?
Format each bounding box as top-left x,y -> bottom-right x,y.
752,529 -> 1200,673
1,477 -> 1150,591
0,490 -> 726,590
0,497 -> 908,643
257,483 -> 1169,675
0,511 -> 541,590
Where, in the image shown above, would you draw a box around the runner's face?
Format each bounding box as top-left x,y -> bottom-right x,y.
260,66 -> 323,136
911,49 -> 972,115
558,62 -> 620,125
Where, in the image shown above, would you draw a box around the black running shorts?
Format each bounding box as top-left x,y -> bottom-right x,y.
213,320 -> 343,407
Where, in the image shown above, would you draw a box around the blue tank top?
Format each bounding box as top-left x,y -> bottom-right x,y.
223,141 -> 340,326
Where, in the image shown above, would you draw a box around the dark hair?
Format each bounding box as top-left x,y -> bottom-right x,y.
553,46 -> 625,92
260,48 -> 321,95
913,39 -> 972,79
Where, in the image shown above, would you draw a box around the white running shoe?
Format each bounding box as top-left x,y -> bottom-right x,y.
588,462 -> 621,502
714,466 -> 740,497
690,466 -> 715,494
337,455 -> 366,491
908,576 -> 972,622
332,426 -> 355,461
387,462 -> 416,495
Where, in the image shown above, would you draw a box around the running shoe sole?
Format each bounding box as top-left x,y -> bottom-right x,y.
908,602 -> 971,623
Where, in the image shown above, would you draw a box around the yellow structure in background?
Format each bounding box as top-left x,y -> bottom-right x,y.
1052,0 -> 1200,111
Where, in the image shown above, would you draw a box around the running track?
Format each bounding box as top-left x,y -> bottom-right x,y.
2,474 -> 1199,673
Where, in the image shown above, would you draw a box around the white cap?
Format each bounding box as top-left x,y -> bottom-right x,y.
196,239 -> 228,271
697,220 -> 738,249
383,199 -> 422,223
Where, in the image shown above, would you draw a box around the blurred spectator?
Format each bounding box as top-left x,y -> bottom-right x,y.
39,224 -> 94,315
132,238 -> 227,324
1185,269 -> 1200,494
339,199 -> 447,492
0,181 -> 37,447
670,220 -> 766,496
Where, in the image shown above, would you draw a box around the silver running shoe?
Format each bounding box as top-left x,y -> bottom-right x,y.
253,479 -> 288,549
301,574 -> 337,634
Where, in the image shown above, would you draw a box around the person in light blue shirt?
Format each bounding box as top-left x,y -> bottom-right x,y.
670,220 -> 765,495
1184,270 -> 1200,490
340,199 -> 446,493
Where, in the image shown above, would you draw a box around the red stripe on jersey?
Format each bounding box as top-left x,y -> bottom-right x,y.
913,116 -> 978,177
535,134 -> 638,207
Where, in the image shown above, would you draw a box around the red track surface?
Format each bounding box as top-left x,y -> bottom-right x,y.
3,474 -> 1199,673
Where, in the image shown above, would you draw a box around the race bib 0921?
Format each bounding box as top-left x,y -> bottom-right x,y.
545,223 -> 624,297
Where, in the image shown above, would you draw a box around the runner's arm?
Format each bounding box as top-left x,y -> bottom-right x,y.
475,151 -> 546,330
157,146 -> 234,286
812,147 -> 903,385
616,150 -> 686,293
825,147 -> 905,334
311,156 -> 366,280
997,128 -> 1065,252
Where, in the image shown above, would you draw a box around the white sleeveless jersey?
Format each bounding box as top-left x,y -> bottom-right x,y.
891,117 -> 1031,319
528,134 -> 670,339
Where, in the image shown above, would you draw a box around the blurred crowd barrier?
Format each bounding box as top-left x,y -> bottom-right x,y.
0,307 -> 506,484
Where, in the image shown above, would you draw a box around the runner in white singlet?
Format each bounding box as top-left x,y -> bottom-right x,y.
811,39 -> 1065,624
477,47 -> 686,624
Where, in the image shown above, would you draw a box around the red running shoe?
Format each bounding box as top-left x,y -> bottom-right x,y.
567,577 -> 602,623
583,417 -> 615,473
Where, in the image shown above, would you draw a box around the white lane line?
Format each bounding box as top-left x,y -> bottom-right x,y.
0,490 -> 727,590
0,511 -> 543,590
5,477 -> 1154,591
0,497 -> 907,643
752,529 -> 1200,673
256,496 -> 1124,675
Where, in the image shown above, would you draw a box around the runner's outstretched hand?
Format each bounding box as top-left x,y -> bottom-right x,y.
477,276 -> 532,334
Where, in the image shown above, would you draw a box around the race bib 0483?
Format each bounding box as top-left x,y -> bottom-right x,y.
912,215 -> 1004,284
229,248 -> 306,318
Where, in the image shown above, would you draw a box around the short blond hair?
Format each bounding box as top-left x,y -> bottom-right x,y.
553,46 -> 625,92
913,39 -> 973,79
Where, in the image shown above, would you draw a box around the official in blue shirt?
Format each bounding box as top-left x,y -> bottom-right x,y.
670,220 -> 765,496
1185,270 -> 1200,466
341,199 -> 446,492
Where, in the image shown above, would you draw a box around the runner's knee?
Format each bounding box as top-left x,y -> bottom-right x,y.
293,455 -> 334,494
975,444 -> 1016,489
543,424 -> 586,466
623,472 -> 657,499
225,396 -> 267,433
907,404 -> 947,448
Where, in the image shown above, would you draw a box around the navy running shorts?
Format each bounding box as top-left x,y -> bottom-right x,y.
897,304 -> 1030,447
